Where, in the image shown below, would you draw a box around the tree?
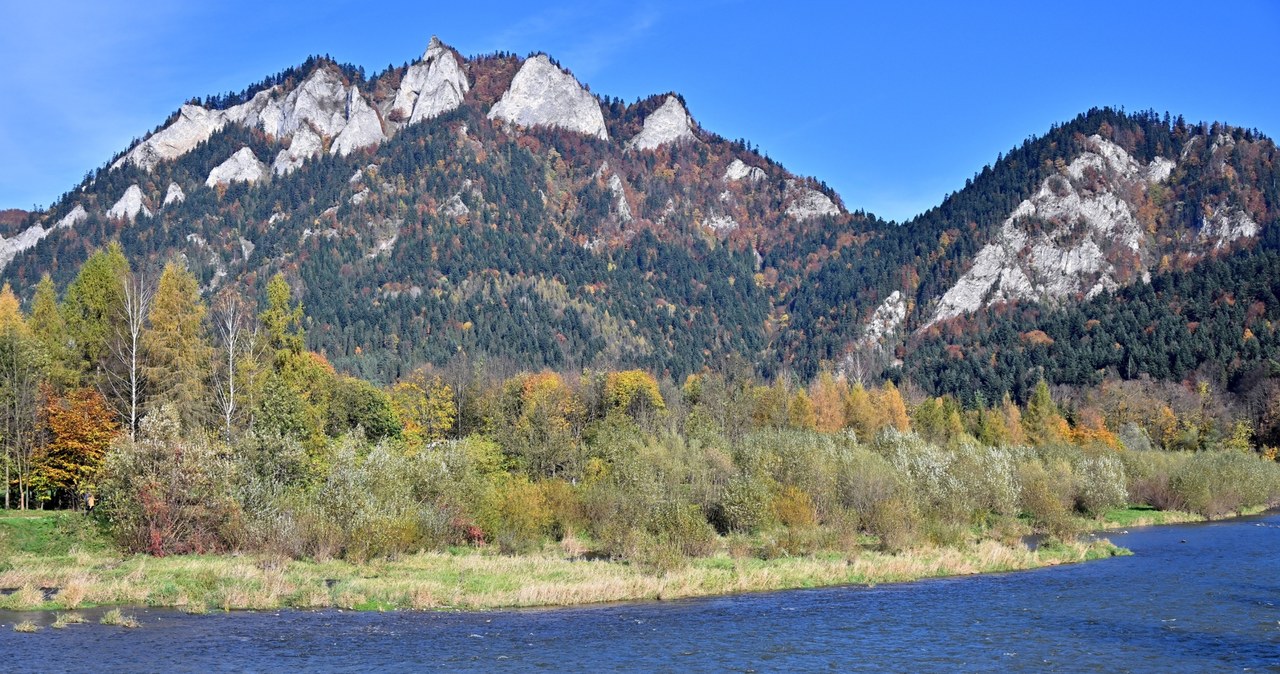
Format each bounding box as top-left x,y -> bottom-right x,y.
144,260 -> 212,429
808,371 -> 847,433
391,374 -> 456,446
211,288 -> 257,443
62,243 -> 130,379
1023,379 -> 1065,446
104,271 -> 154,440
878,381 -> 910,433
33,386 -> 120,507
29,274 -> 74,389
844,383 -> 879,441
0,286 -> 45,509
260,273 -> 305,367
787,388 -> 816,430
604,369 -> 665,424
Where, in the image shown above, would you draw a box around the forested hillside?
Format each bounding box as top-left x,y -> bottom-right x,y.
1,40 -> 1278,405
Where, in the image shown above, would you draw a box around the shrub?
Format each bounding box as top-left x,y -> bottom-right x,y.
1074,454 -> 1128,516
711,474 -> 775,534
772,485 -> 818,529
97,405 -> 240,555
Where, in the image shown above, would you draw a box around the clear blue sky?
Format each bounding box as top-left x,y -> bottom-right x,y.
2,0 -> 1278,222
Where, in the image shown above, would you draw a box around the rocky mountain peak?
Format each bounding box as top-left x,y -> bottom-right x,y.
388,36 -> 470,126
627,96 -> 695,151
487,54 -> 609,141
926,135 -> 1176,327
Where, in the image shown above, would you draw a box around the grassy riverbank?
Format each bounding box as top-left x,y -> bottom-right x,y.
1,510 -> 1124,613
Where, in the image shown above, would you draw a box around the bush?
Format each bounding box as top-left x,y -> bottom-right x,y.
711,475 -> 775,534
1171,451 -> 1280,517
97,406 -> 241,555
1074,454 -> 1128,516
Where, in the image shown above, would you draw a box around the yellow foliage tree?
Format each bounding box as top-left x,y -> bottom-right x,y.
391,375 -> 456,447
787,388 -> 816,430
844,383 -> 880,440
808,371 -> 847,433
877,381 -> 910,433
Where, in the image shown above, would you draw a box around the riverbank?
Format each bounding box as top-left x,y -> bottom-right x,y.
0,510 -> 1125,613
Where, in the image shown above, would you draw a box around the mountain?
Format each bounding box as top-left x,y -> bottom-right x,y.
4,38 -> 1279,397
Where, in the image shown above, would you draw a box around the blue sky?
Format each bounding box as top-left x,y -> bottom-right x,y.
2,0 -> 1278,222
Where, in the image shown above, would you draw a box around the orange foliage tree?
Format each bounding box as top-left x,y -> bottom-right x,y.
34,386 -> 121,505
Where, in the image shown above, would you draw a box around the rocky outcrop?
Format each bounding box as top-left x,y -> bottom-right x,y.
628,96 -> 695,151
784,180 -> 841,221
723,159 -> 765,183
1201,205 -> 1259,248
55,204 -> 88,229
927,135 -> 1174,327
163,182 -> 185,206
488,55 -> 608,140
332,86 -> 386,156
388,37 -> 470,125
118,65 -> 386,176
206,147 -> 268,187
607,174 -> 632,222
113,105 -> 230,171
704,214 -> 739,232
862,291 -> 906,345
107,185 -> 151,220
272,128 -> 323,175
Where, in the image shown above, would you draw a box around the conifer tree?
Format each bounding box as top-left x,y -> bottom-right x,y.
29,274 -> 74,388
144,260 -> 212,429
61,243 -> 129,379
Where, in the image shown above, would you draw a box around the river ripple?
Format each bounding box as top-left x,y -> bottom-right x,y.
3,512 -> 1277,672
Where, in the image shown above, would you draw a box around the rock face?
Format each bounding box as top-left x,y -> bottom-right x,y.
388,36 -> 470,125
927,135 -> 1174,327
55,204 -> 88,229
628,96 -> 695,151
163,182 -> 185,206
117,65 -> 387,175
107,184 -> 151,220
704,214 -> 739,232
273,128 -> 323,175
784,180 -> 841,221
862,291 -> 906,345
723,159 -> 765,183
1200,204 -> 1259,248
488,55 -> 608,140
206,147 -> 268,187
113,105 -> 230,171
332,86 -> 386,156
607,174 -> 632,222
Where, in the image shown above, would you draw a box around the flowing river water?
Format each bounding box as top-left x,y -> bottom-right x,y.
3,512 -> 1278,672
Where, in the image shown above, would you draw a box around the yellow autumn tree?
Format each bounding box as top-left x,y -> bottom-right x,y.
844,383 -> 880,440
877,381 -> 910,433
787,388 -> 817,430
391,375 -> 456,447
808,371 -> 847,433
144,260 -> 213,428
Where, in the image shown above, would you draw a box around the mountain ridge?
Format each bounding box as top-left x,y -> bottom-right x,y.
3,38 -> 1277,397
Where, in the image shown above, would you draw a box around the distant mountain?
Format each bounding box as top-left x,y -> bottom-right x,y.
4,37 -> 1278,397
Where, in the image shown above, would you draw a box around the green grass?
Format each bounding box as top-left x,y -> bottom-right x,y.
1100,505 -> 1204,528
0,510 -> 112,559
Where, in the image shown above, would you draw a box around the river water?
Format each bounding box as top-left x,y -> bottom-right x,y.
3,512 -> 1278,672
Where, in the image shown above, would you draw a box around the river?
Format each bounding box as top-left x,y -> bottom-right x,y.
3,512 -> 1277,672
